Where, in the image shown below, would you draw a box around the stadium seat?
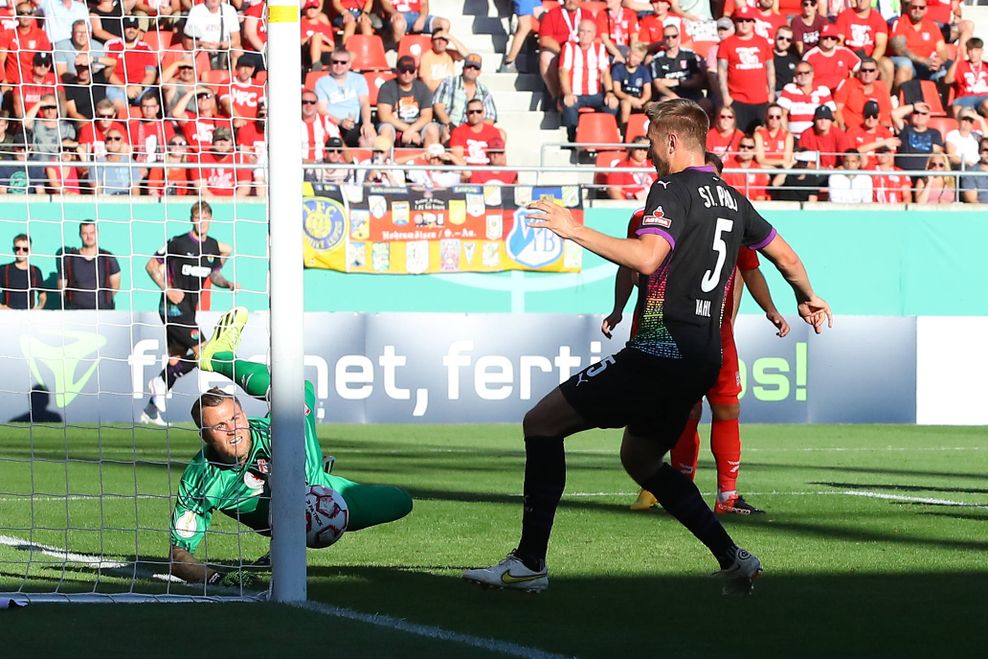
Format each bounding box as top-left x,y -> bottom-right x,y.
201,70 -> 232,86
927,116 -> 958,138
363,71 -> 396,106
394,147 -> 426,163
345,35 -> 390,72
575,112 -> 621,151
254,71 -> 267,85
691,40 -> 717,59
142,30 -> 174,54
920,80 -> 947,116
398,35 -> 433,65
624,114 -> 649,142
593,150 -> 624,187
349,148 -> 372,163
127,106 -> 142,119
304,71 -> 327,92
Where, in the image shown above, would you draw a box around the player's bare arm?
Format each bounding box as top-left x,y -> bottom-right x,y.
210,270 -> 237,290
603,266 -> 635,338
527,201 -> 670,274
169,544 -> 217,583
146,255 -> 183,303
739,266 -> 790,337
758,234 -> 832,333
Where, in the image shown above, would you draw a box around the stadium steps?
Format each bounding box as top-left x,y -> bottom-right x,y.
433,0 -> 576,179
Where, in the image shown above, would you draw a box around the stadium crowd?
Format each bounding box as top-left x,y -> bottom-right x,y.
0,0 -> 985,200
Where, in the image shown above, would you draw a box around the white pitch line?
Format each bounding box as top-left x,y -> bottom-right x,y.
0,534 -> 182,582
295,601 -> 573,659
842,490 -> 988,509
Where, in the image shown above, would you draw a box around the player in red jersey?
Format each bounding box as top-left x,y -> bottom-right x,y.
608,153 -> 789,514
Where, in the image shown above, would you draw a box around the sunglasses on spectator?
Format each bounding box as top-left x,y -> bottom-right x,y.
930,162 -> 945,168
106,136 -> 123,141
14,246 -> 29,253
330,59 -> 349,65
97,113 -> 115,119
739,144 -> 755,149
911,4 -> 926,9
802,0 -> 815,5
821,35 -> 837,40
777,36 -> 792,41
398,66 -> 416,73
197,93 -> 213,99
664,33 -> 679,40
767,113 -> 782,119
860,67 -> 877,73
719,113 -> 734,119
865,113 -> 879,119
464,63 -> 481,70
302,99 -> 317,104
736,17 -> 754,23
467,108 -> 484,114
913,110 -> 929,115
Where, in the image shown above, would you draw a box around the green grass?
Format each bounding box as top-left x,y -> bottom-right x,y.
2,424 -> 987,658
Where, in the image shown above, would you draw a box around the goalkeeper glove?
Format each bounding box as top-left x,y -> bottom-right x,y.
209,570 -> 260,590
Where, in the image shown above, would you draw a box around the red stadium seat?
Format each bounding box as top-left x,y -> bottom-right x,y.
576,112 -> 621,150
254,70 -> 267,85
304,71 -> 328,92
691,39 -> 717,60
593,150 -> 624,187
349,148 -> 372,163
927,116 -> 958,138
394,147 -> 427,163
919,80 -> 947,117
345,34 -> 390,71
397,35 -> 433,65
624,114 -> 649,142
142,30 -> 172,54
363,71 -> 396,106
201,69 -> 231,86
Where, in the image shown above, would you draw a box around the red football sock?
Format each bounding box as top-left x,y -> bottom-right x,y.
711,418 -> 741,497
669,416 -> 701,480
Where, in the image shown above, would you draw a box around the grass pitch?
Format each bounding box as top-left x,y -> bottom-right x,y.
2,423 -> 987,658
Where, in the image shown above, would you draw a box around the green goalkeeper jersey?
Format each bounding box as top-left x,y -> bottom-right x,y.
171,392 -> 331,553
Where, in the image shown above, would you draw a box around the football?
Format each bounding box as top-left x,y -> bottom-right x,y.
304,485 -> 349,548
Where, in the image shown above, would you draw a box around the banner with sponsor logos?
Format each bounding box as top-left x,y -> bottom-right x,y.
300,182 -> 584,274
0,312 -> 915,425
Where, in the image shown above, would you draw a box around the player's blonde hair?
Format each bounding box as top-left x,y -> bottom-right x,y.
644,99 -> 708,152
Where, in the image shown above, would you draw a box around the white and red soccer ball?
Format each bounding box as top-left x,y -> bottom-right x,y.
305,485 -> 349,548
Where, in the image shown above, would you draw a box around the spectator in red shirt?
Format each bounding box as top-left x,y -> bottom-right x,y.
718,7 -> 775,133
468,137 -> 517,185
330,0 -> 374,47
778,61 -> 835,139
836,0 -> 892,82
834,57 -> 892,130
706,107 -> 744,160
79,98 -> 127,159
221,55 -> 265,128
797,104 -> 847,168
104,16 -> 158,107
193,126 -> 251,197
302,88 -> 341,163
595,0 -> 639,64
237,99 -> 267,194
145,134 -> 195,197
301,0 -> 335,72
127,93 -> 175,163
538,0 -> 585,102
803,24 -> 861,93
869,145 -> 912,203
173,85 -> 235,152
242,0 -> 268,54
722,135 -> 771,200
14,52 -> 58,119
639,0 -> 687,55
560,20 -> 619,143
450,98 -> 503,165
752,0 -> 787,47
4,1 -> 52,84
753,103 -> 794,168
844,100 -> 900,166
790,0 -> 827,56
605,137 -> 656,201
889,0 -> 949,89
945,37 -> 988,118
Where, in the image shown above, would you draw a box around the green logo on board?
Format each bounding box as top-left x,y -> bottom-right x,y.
21,331 -> 108,408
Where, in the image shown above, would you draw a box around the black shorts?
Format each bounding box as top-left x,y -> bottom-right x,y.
560,347 -> 719,451
161,313 -> 202,356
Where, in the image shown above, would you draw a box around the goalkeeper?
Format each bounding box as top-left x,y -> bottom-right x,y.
169,307 -> 413,586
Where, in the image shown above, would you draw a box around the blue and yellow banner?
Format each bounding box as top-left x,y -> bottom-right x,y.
302,182 -> 584,274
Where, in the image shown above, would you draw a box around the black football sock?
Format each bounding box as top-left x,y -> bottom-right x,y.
515,436 -> 565,572
164,359 -> 196,389
643,463 -> 737,568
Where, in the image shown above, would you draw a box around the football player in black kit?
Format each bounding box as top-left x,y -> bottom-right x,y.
141,201 -> 239,426
464,99 -> 832,596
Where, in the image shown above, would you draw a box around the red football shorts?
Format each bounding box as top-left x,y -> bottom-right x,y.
707,330 -> 741,406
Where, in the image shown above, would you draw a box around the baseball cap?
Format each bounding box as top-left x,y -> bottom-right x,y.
372,135 -> 392,152
426,143 -> 446,158
122,16 -> 140,28
487,137 -> 505,152
716,17 -> 733,30
303,0 -> 320,7
396,55 -> 417,71
863,100 -> 880,118
820,24 -> 839,38
814,105 -> 834,120
212,127 -> 233,142
464,53 -> 483,68
33,51 -> 52,66
431,31 -> 449,41
733,6 -> 756,20
326,137 -> 344,149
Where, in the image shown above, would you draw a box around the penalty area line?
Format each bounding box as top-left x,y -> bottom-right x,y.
295,600 -> 573,659
841,491 -> 988,508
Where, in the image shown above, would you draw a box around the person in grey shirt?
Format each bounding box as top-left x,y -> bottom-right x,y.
25,94 -> 76,160
960,137 -> 988,203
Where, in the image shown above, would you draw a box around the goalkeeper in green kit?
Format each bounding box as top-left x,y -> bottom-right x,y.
169,307 -> 413,586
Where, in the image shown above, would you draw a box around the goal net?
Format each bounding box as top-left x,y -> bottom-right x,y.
0,1 -> 305,604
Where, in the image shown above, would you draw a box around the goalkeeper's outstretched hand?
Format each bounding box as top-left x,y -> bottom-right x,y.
209,570 -> 261,590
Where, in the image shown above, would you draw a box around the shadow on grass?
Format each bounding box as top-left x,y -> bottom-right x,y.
303,564 -> 988,658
